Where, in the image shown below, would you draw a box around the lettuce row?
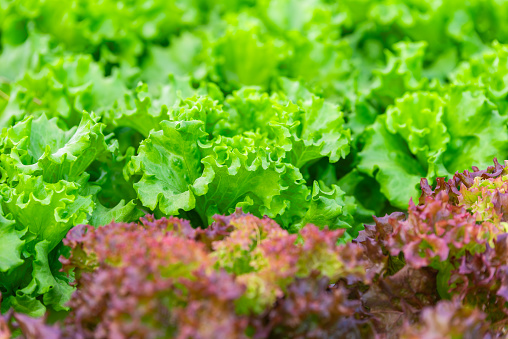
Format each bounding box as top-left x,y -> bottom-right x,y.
3,1 -> 508,213
26,213 -> 370,338
7,159 -> 508,337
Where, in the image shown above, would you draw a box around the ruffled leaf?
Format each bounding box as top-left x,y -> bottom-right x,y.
129,120 -> 207,215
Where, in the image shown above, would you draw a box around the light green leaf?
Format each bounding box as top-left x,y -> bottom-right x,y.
89,200 -> 142,227
277,97 -> 351,167
130,120 -> 207,215
442,85 -> 508,172
33,240 -> 74,311
370,41 -> 428,107
0,30 -> 50,82
196,149 -> 288,223
358,116 -> 426,209
292,181 -> 355,232
1,174 -> 94,250
0,112 -> 112,183
0,210 -> 24,272
385,91 -> 449,164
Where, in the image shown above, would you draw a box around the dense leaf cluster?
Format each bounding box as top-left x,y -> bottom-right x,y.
2,0 -> 508,335
3,0 -> 508,215
4,212 -> 370,338
2,160 -> 508,338
0,77 -> 359,315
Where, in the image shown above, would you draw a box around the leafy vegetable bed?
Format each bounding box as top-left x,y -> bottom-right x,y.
1,0 -> 508,338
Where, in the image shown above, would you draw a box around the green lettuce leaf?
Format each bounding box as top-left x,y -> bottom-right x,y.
195,146 -> 299,224
290,181 -> 356,233
104,76 -> 224,137
0,29 -> 51,82
359,85 -> 508,209
208,15 -> 284,91
0,112 -> 112,183
33,240 -> 74,311
128,120 -> 207,216
0,209 -> 24,272
358,115 -> 428,209
369,41 -> 428,108
441,85 -> 508,173
1,174 -> 93,250
0,173 -> 92,315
